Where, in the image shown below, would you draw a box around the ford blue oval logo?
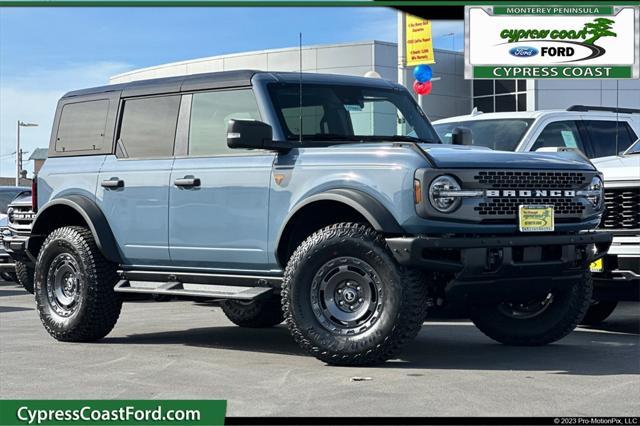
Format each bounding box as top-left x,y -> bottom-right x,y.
509,46 -> 539,57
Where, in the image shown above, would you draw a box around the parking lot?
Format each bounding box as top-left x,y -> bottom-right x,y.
1,280 -> 638,417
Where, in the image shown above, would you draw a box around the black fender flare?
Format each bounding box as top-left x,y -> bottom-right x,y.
32,195 -> 123,264
276,188 -> 404,251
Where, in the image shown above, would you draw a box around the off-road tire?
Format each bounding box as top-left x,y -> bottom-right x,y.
221,296 -> 284,328
470,271 -> 593,346
15,261 -> 35,294
34,226 -> 122,342
581,301 -> 618,326
282,223 -> 428,366
1,271 -> 18,283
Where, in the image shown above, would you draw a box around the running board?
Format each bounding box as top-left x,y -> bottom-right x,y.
114,280 -> 274,300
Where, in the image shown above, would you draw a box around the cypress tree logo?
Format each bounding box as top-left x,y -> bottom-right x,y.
500,18 -> 618,61
583,18 -> 616,45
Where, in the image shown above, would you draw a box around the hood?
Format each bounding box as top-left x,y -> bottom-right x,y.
591,154 -> 640,181
418,144 -> 595,170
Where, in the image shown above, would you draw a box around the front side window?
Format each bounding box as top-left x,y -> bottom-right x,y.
117,95 -> 180,159
268,83 -> 440,143
56,99 -> 109,153
189,89 -> 261,156
585,120 -> 635,158
531,121 -> 586,154
433,119 -> 533,151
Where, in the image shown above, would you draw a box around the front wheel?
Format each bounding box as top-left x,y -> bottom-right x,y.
15,261 -> 35,294
282,223 -> 428,366
470,272 -> 593,346
581,301 -> 618,326
35,226 -> 122,342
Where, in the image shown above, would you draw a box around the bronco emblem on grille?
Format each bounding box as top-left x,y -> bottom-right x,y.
486,190 -> 576,197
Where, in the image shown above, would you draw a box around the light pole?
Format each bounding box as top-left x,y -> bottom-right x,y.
442,32 -> 456,51
17,120 -> 38,185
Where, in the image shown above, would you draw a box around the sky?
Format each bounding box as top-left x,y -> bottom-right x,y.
0,7 -> 463,177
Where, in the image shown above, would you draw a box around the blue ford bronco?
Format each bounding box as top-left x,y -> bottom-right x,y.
3,70 -> 612,365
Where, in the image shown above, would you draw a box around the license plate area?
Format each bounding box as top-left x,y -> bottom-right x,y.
518,205 -> 555,232
589,258 -> 604,273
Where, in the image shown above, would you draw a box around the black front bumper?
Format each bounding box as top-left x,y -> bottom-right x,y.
386,232 -> 612,303
1,233 -> 35,263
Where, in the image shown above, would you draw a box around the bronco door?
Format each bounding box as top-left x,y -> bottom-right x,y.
168,89 -> 274,271
96,94 -> 180,265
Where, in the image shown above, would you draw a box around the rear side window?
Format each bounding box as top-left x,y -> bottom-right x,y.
585,120 -> 635,158
117,96 -> 180,158
55,100 -> 109,153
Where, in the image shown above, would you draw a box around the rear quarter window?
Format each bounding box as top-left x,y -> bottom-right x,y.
55,99 -> 110,153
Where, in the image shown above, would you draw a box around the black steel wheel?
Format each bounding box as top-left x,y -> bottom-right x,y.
35,226 -> 122,342
282,223 -> 428,366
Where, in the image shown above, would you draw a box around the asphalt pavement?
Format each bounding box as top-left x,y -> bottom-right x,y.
1,280 -> 638,417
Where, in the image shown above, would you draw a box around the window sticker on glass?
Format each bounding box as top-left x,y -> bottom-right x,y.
560,130 -> 578,148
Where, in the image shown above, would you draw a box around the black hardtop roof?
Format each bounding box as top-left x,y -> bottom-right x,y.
61,70 -> 400,99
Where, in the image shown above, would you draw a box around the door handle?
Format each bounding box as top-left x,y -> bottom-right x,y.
174,177 -> 201,187
101,178 -> 124,189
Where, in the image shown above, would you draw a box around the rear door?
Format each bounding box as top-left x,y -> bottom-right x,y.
96,94 -> 180,266
168,88 -> 274,271
580,119 -> 637,159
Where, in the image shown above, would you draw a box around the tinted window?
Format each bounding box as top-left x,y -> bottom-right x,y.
56,100 -> 109,153
433,119 -> 533,151
495,94 -> 516,112
531,121 -> 586,153
189,90 -> 261,156
473,80 -> 492,97
585,120 -> 635,158
473,97 -> 493,113
0,190 -> 22,214
495,80 -> 515,94
117,96 -> 180,158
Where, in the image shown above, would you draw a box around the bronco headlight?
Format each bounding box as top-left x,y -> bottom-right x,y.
429,175 -> 462,213
587,175 -> 604,208
7,207 -> 14,223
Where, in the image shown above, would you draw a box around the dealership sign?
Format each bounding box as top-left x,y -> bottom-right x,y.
465,5 -> 639,79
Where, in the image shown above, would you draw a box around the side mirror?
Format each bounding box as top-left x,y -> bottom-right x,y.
451,127 -> 473,146
227,119 -> 273,150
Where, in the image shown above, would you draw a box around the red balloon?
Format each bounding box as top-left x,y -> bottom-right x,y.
413,80 -> 432,95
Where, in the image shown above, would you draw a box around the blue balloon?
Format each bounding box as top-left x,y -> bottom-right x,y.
413,64 -> 432,83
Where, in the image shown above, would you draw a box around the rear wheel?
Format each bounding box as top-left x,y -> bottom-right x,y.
34,226 -> 122,341
15,261 -> 35,294
470,272 -> 593,346
282,223 -> 428,366
581,301 -> 618,326
221,296 -> 283,328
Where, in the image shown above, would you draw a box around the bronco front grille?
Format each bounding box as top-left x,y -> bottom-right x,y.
475,197 -> 585,216
601,187 -> 640,229
475,170 -> 587,189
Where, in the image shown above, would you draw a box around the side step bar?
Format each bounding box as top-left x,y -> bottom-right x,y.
114,280 -> 274,300
113,270 -> 283,301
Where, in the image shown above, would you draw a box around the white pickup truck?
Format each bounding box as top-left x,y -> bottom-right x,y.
434,105 -> 640,324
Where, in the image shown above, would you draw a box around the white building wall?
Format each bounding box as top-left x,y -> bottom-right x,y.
535,79 -> 640,110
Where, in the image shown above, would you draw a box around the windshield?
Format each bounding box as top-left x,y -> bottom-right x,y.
0,190 -> 26,214
267,83 -> 440,143
625,138 -> 640,155
433,119 -> 534,151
